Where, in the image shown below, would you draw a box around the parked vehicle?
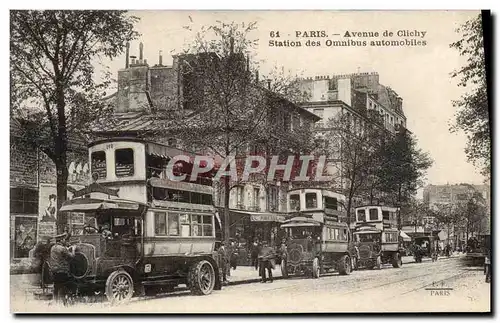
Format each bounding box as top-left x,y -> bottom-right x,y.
280,188 -> 354,278
52,138 -> 222,304
352,205 -> 403,270
413,236 -> 439,263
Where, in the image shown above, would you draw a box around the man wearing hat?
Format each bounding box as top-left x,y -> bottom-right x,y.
258,241 -> 276,283
48,233 -> 75,302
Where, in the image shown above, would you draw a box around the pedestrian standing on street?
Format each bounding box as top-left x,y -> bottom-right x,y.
258,241 -> 275,283
48,235 -> 75,303
251,239 -> 260,270
230,240 -> 239,270
217,243 -> 229,285
485,249 -> 491,283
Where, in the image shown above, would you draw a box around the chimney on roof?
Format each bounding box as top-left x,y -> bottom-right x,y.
125,42 -> 130,68
267,79 -> 271,90
159,50 -> 163,66
139,42 -> 144,61
256,70 -> 259,83
130,55 -> 137,65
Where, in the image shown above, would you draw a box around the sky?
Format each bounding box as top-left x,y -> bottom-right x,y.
101,10 -> 486,189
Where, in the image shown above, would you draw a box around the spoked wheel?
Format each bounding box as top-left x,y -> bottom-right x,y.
312,257 -> 320,279
338,255 -> 352,275
105,270 -> 134,304
189,260 -> 216,295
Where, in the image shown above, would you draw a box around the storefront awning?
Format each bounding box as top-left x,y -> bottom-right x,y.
60,197 -> 146,213
400,231 -> 412,241
229,210 -> 286,222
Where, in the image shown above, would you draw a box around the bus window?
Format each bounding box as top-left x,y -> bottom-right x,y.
191,215 -> 203,237
202,215 -> 213,236
369,208 -> 379,221
154,212 -> 167,235
190,192 -> 202,204
91,151 -> 106,179
324,197 -> 338,210
180,214 -> 191,237
357,209 -> 366,222
167,213 -> 180,236
382,210 -> 390,220
305,193 -> 318,209
115,148 -> 134,177
201,193 -> 213,205
289,194 -> 300,211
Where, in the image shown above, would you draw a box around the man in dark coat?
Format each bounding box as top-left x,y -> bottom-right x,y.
48,235 -> 74,302
258,241 -> 275,283
251,239 -> 260,270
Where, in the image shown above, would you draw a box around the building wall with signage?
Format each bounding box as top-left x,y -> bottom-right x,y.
10,119 -> 90,268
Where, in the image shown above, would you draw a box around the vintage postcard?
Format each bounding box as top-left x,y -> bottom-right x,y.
9,10 -> 491,313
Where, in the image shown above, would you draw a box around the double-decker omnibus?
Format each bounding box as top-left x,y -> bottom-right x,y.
56,138 -> 221,303
352,205 -> 403,269
281,188 -> 355,278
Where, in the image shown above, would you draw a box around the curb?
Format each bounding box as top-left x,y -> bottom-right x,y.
227,276 -> 285,286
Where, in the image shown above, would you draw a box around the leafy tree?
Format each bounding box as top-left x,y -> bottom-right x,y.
377,128 -> 433,228
159,21 -> 316,243
323,112 -> 388,224
10,10 -> 139,231
450,13 -> 490,180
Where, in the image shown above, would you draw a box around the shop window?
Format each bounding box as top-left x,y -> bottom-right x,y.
357,209 -> 366,222
91,151 -> 107,179
13,216 -> 37,258
289,194 -> 300,211
115,148 -> 134,177
305,192 -> 318,209
324,197 -> 338,210
369,208 -> 379,221
10,188 -> 38,215
154,212 -> 167,235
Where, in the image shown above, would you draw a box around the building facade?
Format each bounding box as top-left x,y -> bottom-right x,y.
422,183 -> 491,249
92,43 -> 320,248
297,72 -> 407,193
10,118 -> 89,271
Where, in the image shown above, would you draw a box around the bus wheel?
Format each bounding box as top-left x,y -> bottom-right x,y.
189,260 -> 215,295
105,270 -> 134,304
281,259 -> 288,278
338,255 -> 352,275
392,253 -> 402,268
312,257 -> 320,278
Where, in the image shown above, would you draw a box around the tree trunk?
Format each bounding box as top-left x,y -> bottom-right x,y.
55,82 -> 68,234
223,174 -> 231,245
397,185 -> 402,230
56,160 -> 69,233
